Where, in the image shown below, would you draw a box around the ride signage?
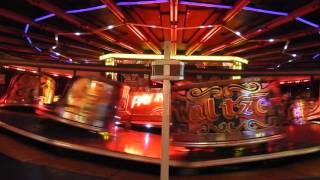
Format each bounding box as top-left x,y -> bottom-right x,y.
171,79 -> 285,145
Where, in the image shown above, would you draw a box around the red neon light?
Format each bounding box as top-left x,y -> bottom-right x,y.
131,93 -> 163,108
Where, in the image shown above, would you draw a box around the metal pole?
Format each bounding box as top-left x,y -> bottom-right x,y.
160,41 -> 172,180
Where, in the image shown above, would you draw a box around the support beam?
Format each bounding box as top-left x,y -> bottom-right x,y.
24,0 -> 139,53
0,44 -> 43,54
225,27 -> 320,55
101,0 -> 162,54
127,9 -> 162,49
202,0 -> 320,55
1,58 -> 320,76
0,8 -> 120,53
170,0 -> 178,55
245,41 -> 320,59
186,0 -> 250,55
0,35 -> 25,46
0,24 -> 101,55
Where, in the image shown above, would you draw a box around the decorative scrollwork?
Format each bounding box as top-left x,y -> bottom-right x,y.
224,82 -> 262,97
243,119 -> 268,131
187,86 -> 222,100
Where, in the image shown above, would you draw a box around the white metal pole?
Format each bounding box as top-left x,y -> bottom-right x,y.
160,41 -> 172,180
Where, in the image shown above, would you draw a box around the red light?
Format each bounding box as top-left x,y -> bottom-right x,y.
131,93 -> 163,108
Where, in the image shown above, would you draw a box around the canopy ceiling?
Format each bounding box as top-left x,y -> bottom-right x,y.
0,0 -> 319,70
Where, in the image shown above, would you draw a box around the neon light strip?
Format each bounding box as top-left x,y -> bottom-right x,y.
26,37 -> 33,44
296,17 -> 319,28
33,13 -> 55,22
180,1 -> 318,28
35,47 -> 42,52
66,5 -> 107,13
243,6 -> 288,16
24,24 -> 30,33
99,53 -> 249,64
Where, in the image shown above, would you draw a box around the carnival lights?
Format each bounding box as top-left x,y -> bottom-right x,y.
99,53 -> 249,64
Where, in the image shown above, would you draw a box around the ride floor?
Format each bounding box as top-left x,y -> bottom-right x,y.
0,109 -> 319,169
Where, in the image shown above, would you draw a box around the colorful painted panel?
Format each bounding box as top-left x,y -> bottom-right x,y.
171,79 -> 286,145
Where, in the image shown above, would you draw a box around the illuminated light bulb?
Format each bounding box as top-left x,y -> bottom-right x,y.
68,58 -> 73,62
200,26 -> 205,28
288,59 -> 293,63
75,32 -> 81,36
52,46 -> 57,49
268,38 -> 275,42
107,25 -> 114,29
31,70 -> 37,73
145,124 -> 152,128
151,25 -> 156,28
291,53 -> 297,57
276,64 -> 281,68
52,74 -> 58,77
17,68 -> 25,71
91,81 -> 96,88
54,52 -> 60,56
115,121 -> 121,125
67,75 -> 72,78
55,35 -> 58,41
208,25 -> 213,28
235,31 -> 241,36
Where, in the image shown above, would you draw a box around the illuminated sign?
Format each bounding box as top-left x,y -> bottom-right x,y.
131,92 -> 163,108
117,89 -> 163,124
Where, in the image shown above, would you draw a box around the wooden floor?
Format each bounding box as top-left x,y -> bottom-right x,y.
0,128 -> 320,180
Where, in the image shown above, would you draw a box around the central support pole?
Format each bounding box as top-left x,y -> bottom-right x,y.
161,41 -> 172,180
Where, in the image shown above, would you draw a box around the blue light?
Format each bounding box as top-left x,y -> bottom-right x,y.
24,24 -> 29,33
296,17 -> 319,28
243,7 -> 288,16
313,53 -> 320,60
26,37 -> 32,44
66,5 -> 107,14
33,13 -> 55,22
35,47 -> 42,52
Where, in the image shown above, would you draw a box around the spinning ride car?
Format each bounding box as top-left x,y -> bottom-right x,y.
0,72 -> 56,108
46,77 -> 124,132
